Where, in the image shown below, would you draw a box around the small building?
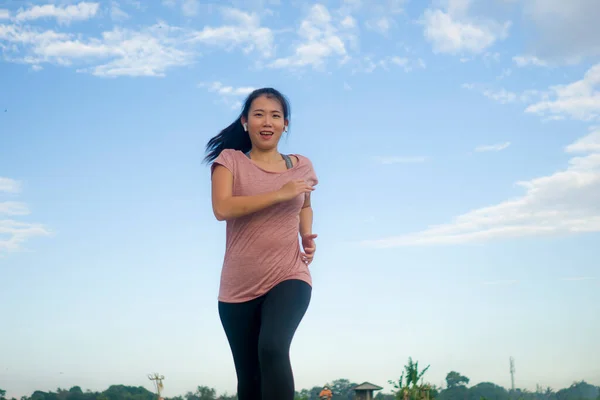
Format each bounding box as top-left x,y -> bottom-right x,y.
353,382 -> 383,400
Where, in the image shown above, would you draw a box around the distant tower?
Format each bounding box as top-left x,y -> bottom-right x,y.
148,373 -> 165,399
509,357 -> 515,392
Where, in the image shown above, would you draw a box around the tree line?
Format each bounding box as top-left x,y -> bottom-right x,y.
2,358 -> 599,400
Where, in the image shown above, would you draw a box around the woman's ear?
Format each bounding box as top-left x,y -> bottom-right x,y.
240,116 -> 247,131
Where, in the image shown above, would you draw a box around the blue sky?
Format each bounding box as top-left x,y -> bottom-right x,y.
1,0 -> 599,398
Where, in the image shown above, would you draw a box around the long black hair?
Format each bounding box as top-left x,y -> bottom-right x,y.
203,87 -> 291,164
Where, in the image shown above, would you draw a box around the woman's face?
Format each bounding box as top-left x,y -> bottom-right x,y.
242,95 -> 287,151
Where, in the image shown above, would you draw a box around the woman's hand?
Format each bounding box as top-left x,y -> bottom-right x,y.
278,179 -> 314,202
301,233 -> 317,265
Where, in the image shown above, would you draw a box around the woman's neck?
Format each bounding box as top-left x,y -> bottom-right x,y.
249,148 -> 282,163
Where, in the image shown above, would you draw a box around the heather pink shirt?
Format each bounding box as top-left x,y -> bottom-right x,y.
211,149 -> 319,303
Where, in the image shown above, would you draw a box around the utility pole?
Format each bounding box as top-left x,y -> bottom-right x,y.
510,357 -> 515,393
148,373 -> 165,400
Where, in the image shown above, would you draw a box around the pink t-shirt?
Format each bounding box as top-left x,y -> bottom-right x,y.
211,149 -> 319,303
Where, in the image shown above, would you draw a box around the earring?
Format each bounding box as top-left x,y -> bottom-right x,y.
243,123 -> 248,131
284,125 -> 288,132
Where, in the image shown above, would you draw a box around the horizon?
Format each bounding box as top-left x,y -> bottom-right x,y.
1,0 -> 599,398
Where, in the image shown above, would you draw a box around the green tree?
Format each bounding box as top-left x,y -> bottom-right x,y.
389,357 -> 435,400
185,386 -> 216,400
446,373 -> 470,389
468,382 -> 509,400
1,388 -> 7,400
330,379 -> 358,400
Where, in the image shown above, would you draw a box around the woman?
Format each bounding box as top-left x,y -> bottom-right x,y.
205,87 -> 319,400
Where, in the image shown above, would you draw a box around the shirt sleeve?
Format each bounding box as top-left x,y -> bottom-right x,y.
304,156 -> 318,187
211,149 -> 236,176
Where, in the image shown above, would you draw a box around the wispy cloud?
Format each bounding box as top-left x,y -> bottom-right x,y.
462,83 -> 544,105
0,177 -> 21,193
189,7 -> 274,58
0,6 -> 274,77
0,9 -> 9,20
525,62 -> 600,122
421,0 -> 511,55
181,0 -> 199,17
0,177 -> 51,253
199,81 -> 255,109
374,156 -> 427,164
0,21 -> 195,77
0,201 -> 30,216
110,1 -> 129,21
13,2 -> 100,24
269,4 -> 350,70
519,0 -> 600,65
513,55 -> 548,68
352,55 -> 426,74
482,280 -> 519,286
361,125 -> 600,248
475,142 -> 511,152
561,276 -> 596,281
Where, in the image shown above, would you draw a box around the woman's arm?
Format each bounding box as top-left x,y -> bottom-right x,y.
211,165 -> 314,221
299,193 -> 313,237
212,165 -> 283,221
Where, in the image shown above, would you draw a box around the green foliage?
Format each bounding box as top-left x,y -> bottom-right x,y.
3,366 -> 599,400
446,372 -> 470,389
388,358 -> 435,400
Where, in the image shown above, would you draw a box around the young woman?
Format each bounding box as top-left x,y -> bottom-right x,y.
205,88 -> 319,400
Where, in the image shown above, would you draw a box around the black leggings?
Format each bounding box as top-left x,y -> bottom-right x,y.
218,279 -> 312,400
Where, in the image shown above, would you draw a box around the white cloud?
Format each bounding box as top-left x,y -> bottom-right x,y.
110,1 -> 130,21
201,81 -> 255,97
14,2 -> 99,24
0,177 -> 51,253
462,83 -> 543,105
520,0 -> 600,64
340,16 -> 356,29
1,6 -> 277,77
366,17 -> 393,34
513,55 -> 548,67
199,81 -> 255,109
0,201 -> 29,216
0,220 -> 52,253
374,156 -> 427,164
421,1 -> 511,55
0,22 -> 194,77
561,276 -> 596,281
0,177 -> 21,193
269,4 -> 349,69
482,280 -> 519,286
189,8 -> 273,58
361,126 -> 600,248
475,142 -> 511,152
0,9 -> 9,20
352,55 -> 426,74
525,63 -> 600,122
181,0 -> 199,17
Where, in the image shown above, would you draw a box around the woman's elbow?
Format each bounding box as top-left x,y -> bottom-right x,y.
212,204 -> 228,221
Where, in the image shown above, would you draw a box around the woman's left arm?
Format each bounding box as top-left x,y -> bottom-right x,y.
299,193 -> 317,264
299,193 -> 313,237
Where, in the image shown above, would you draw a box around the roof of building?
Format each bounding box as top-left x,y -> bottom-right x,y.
353,382 -> 384,391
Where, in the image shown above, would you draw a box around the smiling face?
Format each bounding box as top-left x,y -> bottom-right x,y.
241,94 -> 288,152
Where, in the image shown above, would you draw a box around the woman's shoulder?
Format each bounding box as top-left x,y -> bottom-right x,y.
290,153 -> 315,169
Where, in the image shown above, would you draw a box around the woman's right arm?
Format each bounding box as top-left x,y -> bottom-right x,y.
211,165 -> 314,221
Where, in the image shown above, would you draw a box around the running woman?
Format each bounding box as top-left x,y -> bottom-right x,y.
205,87 -> 319,400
